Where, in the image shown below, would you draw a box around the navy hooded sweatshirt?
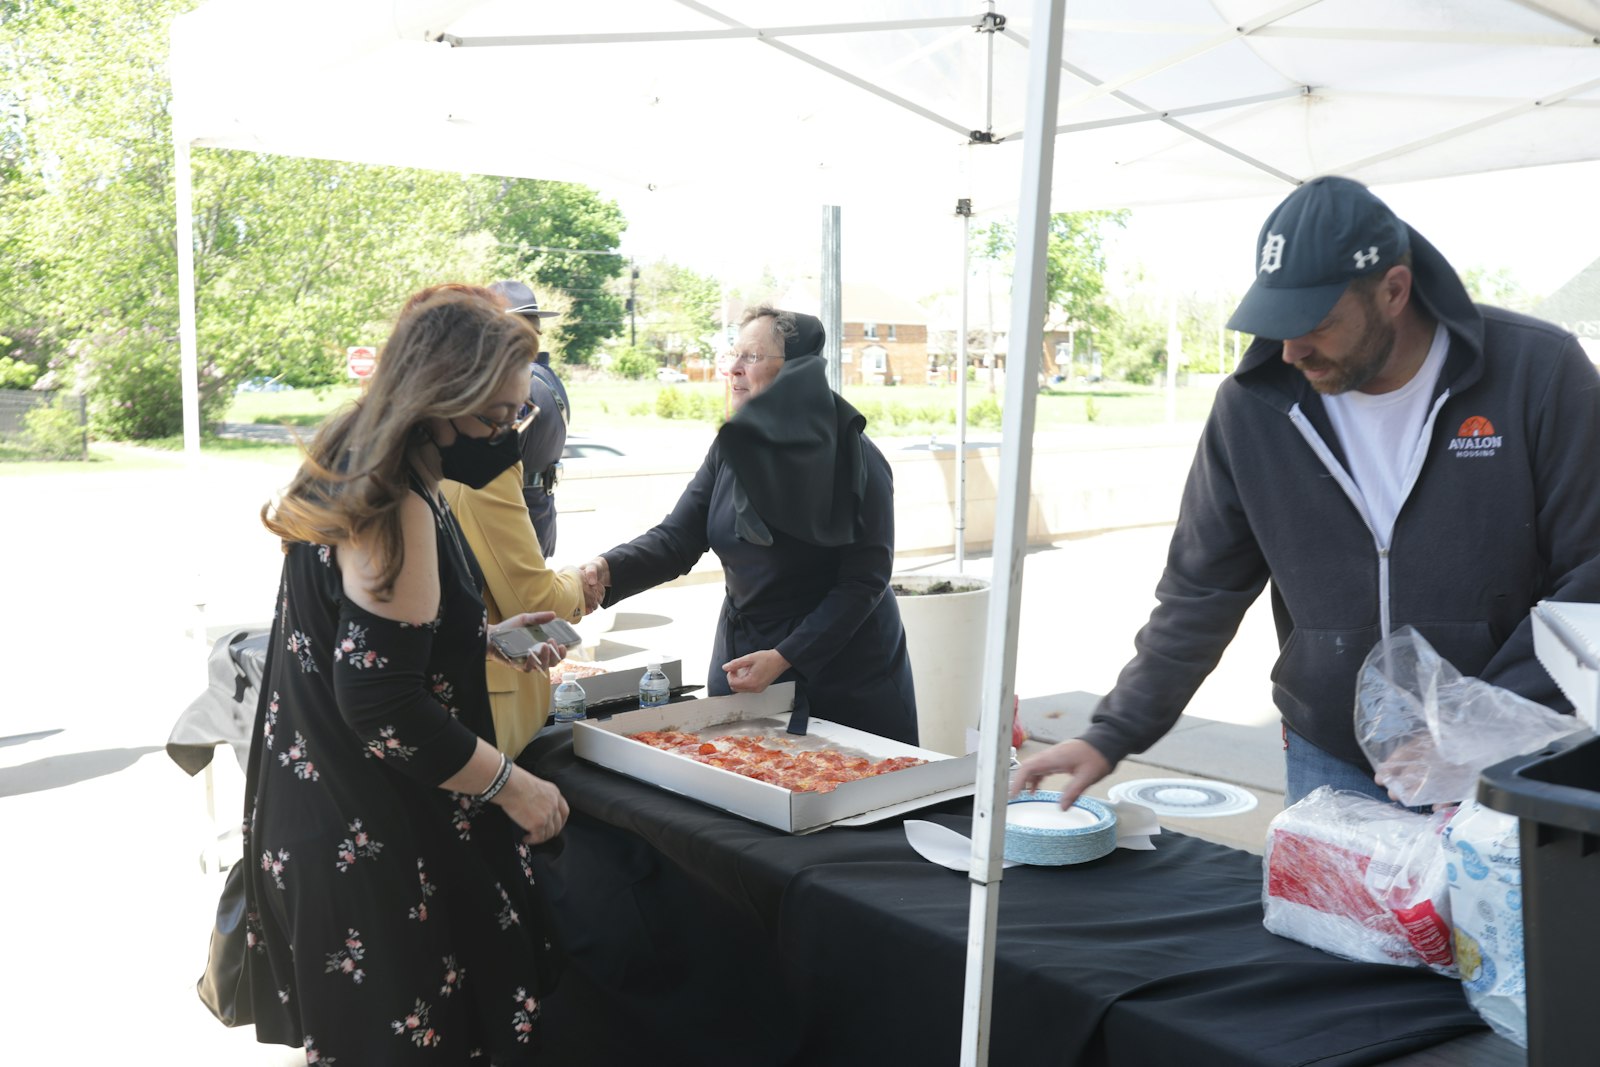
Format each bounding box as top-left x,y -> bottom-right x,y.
1081,228 -> 1600,772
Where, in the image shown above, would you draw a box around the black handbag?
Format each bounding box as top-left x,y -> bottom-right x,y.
196,863 -> 254,1026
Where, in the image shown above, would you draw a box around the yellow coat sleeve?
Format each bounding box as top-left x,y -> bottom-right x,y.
442,464 -> 586,756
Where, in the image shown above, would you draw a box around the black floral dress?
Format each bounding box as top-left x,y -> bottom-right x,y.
239,481 -> 558,1063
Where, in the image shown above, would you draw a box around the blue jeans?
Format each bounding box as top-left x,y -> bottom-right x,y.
1283,728 -> 1392,807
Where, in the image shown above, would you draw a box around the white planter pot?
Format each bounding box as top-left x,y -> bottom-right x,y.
892,574 -> 991,756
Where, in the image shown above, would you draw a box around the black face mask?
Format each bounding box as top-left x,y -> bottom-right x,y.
435,422 -> 521,489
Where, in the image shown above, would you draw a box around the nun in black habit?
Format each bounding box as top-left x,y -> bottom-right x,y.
584,305 -> 918,743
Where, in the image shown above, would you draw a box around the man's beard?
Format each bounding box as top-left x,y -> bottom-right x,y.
1301,296 -> 1395,395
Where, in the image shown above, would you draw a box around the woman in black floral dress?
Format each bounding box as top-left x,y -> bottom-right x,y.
241,288 -> 569,1063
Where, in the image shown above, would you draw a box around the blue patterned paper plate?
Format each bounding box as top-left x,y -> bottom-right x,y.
1004,791 -> 1118,866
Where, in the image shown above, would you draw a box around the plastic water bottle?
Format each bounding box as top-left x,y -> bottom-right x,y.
552,672 -> 586,723
638,659 -> 670,708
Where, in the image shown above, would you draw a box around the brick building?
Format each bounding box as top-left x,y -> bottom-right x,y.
726,283 -> 930,387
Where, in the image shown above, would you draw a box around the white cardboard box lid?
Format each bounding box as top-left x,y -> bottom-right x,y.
571,682 -> 978,833
1531,600 -> 1600,730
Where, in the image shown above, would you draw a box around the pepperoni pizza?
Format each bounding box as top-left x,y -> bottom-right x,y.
629,729 -> 926,794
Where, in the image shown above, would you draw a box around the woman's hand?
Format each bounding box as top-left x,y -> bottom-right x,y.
493,766 -> 569,845
487,611 -> 565,673
722,648 -> 790,694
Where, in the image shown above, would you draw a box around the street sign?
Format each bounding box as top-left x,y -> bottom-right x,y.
346,346 -> 377,379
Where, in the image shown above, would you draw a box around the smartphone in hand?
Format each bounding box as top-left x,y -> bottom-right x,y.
490,618 -> 582,661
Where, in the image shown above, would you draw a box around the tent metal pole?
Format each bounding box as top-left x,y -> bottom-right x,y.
984,1 -> 996,134
822,205 -> 843,393
1339,71 -> 1600,172
960,0 -> 1065,1061
443,14 -> 979,48
173,121 -> 207,671
674,0 -> 977,138
956,200 -> 971,571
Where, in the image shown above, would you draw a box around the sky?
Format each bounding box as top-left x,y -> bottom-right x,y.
617,158 -> 1600,311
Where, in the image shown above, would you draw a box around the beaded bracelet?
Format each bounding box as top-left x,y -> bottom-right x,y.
478,753 -> 513,803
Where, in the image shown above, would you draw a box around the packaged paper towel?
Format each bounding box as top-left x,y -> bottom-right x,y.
1263,786 -> 1456,975
1443,800 -> 1527,1048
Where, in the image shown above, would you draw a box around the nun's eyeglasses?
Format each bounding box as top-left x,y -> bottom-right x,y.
728,351 -> 773,368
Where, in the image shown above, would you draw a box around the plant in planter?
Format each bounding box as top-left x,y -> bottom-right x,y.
891,574 -> 991,755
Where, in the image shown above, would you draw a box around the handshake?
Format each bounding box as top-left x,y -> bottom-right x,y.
578,556 -> 610,616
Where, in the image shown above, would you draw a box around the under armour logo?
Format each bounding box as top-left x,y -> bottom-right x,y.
1259,233 -> 1285,274
1352,246 -> 1380,270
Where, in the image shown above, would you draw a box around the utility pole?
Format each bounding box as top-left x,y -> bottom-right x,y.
628,260 -> 639,347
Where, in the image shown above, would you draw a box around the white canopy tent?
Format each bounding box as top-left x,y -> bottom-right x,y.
170,1 -> 1600,1061
173,0 -> 1600,217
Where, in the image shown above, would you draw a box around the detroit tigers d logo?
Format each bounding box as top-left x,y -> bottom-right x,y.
1259,233 -> 1285,274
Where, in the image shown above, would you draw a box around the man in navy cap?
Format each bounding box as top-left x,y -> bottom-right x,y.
490,279 -> 569,557
1014,175 -> 1600,809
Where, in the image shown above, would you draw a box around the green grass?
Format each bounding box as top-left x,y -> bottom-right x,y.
1,375 -> 1220,472
226,384 -> 362,426
219,378 -> 1220,439
138,434 -> 306,458
0,443 -> 186,474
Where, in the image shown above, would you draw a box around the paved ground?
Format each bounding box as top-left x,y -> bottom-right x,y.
0,438 -> 1288,1063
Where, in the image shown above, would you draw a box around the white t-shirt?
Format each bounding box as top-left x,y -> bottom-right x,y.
1323,323 -> 1449,543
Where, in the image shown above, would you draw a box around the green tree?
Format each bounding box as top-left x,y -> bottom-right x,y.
2,0 -> 504,437
635,258 -> 721,363
1099,301 -> 1167,385
1460,266 -> 1533,312
610,345 -> 656,381
479,178 -> 627,365
976,210 -> 1128,338
192,151 -> 497,393
2,0 -> 201,436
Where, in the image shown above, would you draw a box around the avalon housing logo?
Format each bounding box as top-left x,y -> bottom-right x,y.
1448,416 -> 1501,459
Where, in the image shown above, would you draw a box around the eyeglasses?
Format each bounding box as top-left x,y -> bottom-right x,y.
724,351 -> 778,370
470,402 -> 534,443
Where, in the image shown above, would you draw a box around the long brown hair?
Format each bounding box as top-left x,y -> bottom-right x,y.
263,287 -> 537,599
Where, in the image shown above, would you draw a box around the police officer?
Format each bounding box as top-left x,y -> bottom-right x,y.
490,280 -> 568,557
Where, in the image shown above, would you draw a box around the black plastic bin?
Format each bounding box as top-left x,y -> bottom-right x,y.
1479,728 -> 1600,1067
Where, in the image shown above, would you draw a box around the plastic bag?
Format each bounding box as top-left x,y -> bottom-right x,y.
1354,626 -> 1578,807
1442,800 -> 1527,1048
1263,786 -> 1456,975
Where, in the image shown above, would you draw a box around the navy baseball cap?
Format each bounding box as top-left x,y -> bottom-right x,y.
1227,176 -> 1411,340
488,279 -> 559,320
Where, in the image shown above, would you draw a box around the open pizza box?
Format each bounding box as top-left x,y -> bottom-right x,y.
571,682 -> 978,833
1531,599 -> 1600,731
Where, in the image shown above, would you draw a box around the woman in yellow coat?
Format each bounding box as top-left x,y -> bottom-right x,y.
443,429 -> 588,756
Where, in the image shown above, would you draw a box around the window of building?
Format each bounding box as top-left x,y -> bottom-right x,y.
887,323 -> 898,342
863,322 -> 878,340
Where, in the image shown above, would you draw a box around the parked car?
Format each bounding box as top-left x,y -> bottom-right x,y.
656,367 -> 689,384
562,437 -> 627,461
236,376 -> 294,393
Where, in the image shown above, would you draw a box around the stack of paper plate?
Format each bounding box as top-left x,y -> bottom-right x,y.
1004,791 -> 1118,866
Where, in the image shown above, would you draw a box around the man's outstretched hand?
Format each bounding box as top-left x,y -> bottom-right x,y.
1009,739 -> 1112,809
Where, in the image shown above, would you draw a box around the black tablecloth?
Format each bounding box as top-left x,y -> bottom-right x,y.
521,729 -> 1495,1067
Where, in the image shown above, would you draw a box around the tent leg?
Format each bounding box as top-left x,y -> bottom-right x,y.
956,202 -> 971,571
961,0 -> 1066,1062
173,122 -> 208,674
821,205 -> 843,392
